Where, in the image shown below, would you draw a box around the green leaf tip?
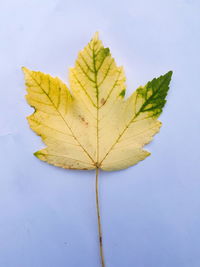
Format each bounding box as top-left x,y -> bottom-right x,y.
34,151 -> 40,157
136,70 -> 173,118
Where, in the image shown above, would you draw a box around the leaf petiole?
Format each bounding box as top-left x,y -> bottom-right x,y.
95,168 -> 105,267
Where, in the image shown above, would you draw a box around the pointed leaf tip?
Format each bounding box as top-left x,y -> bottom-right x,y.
93,31 -> 99,41
34,151 -> 39,157
167,70 -> 173,77
21,66 -> 29,74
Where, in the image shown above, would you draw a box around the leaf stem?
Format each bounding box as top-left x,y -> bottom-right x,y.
95,168 -> 105,267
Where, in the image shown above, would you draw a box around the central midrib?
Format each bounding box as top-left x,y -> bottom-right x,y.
92,41 -> 100,166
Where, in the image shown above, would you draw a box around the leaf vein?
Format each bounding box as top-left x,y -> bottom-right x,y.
27,71 -> 95,164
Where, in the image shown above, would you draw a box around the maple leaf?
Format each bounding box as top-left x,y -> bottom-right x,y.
22,33 -> 172,171
22,33 -> 172,267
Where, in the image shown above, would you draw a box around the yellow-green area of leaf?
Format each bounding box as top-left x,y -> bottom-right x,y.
22,33 -> 172,171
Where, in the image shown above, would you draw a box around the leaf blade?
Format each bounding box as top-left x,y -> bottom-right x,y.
23,34 -> 172,171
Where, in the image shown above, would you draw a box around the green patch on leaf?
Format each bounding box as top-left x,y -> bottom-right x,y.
119,89 -> 126,97
97,47 -> 110,62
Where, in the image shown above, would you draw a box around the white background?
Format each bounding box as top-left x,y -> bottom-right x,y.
0,0 -> 200,266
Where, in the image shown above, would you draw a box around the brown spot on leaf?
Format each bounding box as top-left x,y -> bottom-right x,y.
100,98 -> 106,106
79,115 -> 89,126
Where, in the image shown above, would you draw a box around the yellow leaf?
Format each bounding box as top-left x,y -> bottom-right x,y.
22,33 -> 172,171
